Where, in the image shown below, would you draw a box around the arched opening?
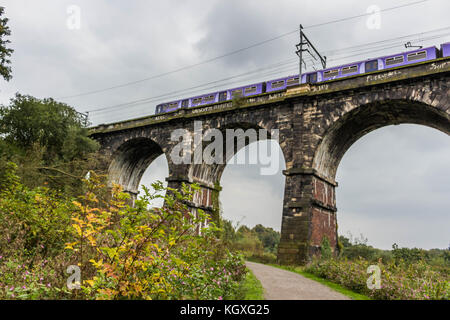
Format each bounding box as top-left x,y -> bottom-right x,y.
313,100 -> 450,180
186,122 -> 287,244
108,137 -> 167,198
220,139 -> 286,232
336,124 -> 450,249
138,154 -> 169,208
312,99 -> 450,250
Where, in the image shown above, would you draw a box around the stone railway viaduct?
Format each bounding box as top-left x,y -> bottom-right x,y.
90,57 -> 450,265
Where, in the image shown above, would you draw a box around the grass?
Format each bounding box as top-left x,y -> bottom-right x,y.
268,264 -> 370,300
238,268 -> 265,300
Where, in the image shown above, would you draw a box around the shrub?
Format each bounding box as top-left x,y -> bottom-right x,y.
0,164 -> 246,300
65,174 -> 247,300
305,257 -> 449,300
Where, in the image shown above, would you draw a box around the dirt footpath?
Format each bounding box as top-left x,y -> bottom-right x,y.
245,261 -> 351,300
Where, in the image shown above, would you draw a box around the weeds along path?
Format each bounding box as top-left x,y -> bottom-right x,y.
245,261 -> 350,300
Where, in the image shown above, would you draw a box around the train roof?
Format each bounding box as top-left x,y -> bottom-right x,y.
158,44 -> 442,106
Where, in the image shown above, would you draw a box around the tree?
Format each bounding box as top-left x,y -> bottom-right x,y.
338,235 -> 352,248
0,93 -> 101,194
0,6 -> 13,81
251,224 -> 280,254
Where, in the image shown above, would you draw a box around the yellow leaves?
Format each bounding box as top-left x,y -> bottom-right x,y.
89,259 -> 103,269
85,279 -> 95,287
72,223 -> 82,236
64,241 -> 78,250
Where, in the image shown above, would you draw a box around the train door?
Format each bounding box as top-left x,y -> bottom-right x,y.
365,60 -> 378,72
218,91 -> 227,102
182,99 -> 189,108
306,73 -> 318,83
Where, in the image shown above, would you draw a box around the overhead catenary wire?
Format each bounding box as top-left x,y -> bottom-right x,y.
58,0 -> 433,100
84,28 -> 450,114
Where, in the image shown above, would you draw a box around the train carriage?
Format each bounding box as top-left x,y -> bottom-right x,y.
156,42 -> 448,115
266,75 -> 300,93
190,92 -> 220,108
227,82 -> 265,99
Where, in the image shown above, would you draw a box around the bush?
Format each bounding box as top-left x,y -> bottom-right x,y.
320,236 -> 332,260
0,164 -> 247,300
65,174 -> 247,300
305,257 -> 449,300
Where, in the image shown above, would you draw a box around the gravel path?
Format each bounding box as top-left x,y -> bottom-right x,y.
245,261 -> 351,300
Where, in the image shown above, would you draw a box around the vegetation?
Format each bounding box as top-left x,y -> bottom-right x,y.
238,269 -> 265,300
221,220 -> 280,264
299,234 -> 450,300
0,164 -> 247,299
0,6 -> 13,81
0,94 -> 106,196
304,257 -> 448,300
337,234 -> 450,268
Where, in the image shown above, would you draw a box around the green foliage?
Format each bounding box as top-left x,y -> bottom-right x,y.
252,224 -> 280,255
0,162 -> 74,260
0,163 -> 76,299
218,220 -> 280,265
338,235 -> 352,248
392,243 -> 426,264
0,94 -> 103,196
338,234 -> 449,268
238,269 -> 264,300
234,225 -> 265,255
0,166 -> 247,300
304,257 -> 449,300
65,174 -> 247,300
0,6 -> 13,81
320,236 -> 332,260
0,93 -> 97,160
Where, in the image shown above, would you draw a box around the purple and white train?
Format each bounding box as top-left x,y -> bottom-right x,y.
155,42 -> 450,114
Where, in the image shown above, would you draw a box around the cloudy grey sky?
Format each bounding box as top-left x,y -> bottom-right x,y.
0,0 -> 449,249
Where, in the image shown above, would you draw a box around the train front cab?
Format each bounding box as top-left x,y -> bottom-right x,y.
441,42 -> 450,58
155,104 -> 166,114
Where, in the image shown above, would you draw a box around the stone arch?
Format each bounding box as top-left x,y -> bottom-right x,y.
313,99 -> 450,181
108,137 -> 166,195
188,121 -> 275,186
184,120 -> 287,223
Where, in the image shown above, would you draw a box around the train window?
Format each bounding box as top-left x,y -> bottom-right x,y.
168,102 -> 178,109
232,89 -> 243,97
286,77 -> 299,86
385,55 -> 404,66
156,106 -> 160,113
203,95 -> 215,103
324,69 -> 339,78
307,73 -> 317,83
244,86 -> 257,94
193,98 -> 202,105
341,65 -> 358,75
271,80 -> 285,89
407,50 -> 427,61
365,60 -> 378,72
